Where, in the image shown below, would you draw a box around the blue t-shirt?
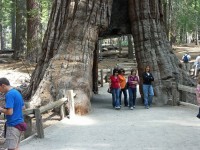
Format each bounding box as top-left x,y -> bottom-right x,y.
5,89 -> 24,126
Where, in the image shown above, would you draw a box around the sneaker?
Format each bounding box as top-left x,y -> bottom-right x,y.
133,106 -> 135,108
130,107 -> 133,110
115,106 -> 120,109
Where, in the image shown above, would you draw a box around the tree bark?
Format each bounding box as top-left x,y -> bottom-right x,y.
11,0 -> 16,50
27,0 -> 41,62
25,0 -> 112,115
128,0 -> 194,105
0,24 -> 3,50
127,35 -> 133,59
14,0 -> 27,59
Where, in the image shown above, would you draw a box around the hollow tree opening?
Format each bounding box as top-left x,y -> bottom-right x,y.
25,0 -> 194,115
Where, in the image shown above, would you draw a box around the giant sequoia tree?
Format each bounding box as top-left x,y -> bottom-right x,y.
25,0 -> 193,115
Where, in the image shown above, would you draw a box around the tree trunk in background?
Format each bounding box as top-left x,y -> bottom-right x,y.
0,24 -> 4,50
14,0 -> 27,59
118,37 -> 122,54
25,0 -> 112,115
128,0 -> 194,105
0,0 -> 3,50
11,0 -> 16,50
195,0 -> 199,45
27,0 -> 41,62
127,34 -> 133,59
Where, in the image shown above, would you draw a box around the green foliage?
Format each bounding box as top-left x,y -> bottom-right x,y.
40,0 -> 52,34
168,0 -> 200,43
0,0 -> 52,49
121,40 -> 128,47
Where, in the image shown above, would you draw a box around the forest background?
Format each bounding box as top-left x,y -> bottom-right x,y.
0,0 -> 200,111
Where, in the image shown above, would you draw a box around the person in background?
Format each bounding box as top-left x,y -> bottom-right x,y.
109,69 -> 121,109
142,66 -> 154,109
118,69 -> 128,107
193,55 -> 200,76
0,77 -> 26,150
182,52 -> 191,71
196,75 -> 200,119
127,69 -> 139,110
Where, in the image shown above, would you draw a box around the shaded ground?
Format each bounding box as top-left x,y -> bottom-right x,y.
20,84 -> 200,150
0,44 -> 199,149
99,44 -> 200,69
173,44 -> 200,62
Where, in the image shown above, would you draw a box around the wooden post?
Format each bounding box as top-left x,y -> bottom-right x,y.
24,115 -> 32,138
92,41 -> 99,94
101,69 -> 103,87
67,90 -> 75,118
34,108 -> 44,138
172,82 -> 178,106
60,104 -> 66,120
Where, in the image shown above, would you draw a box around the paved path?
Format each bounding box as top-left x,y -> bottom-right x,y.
20,85 -> 200,150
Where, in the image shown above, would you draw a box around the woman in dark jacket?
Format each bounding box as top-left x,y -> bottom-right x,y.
142,66 -> 154,109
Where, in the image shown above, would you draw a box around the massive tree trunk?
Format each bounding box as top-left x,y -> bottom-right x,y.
128,0 -> 194,105
25,0 -> 112,115
25,0 -> 194,115
27,0 -> 41,62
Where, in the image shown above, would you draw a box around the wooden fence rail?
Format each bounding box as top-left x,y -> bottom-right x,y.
177,84 -> 196,94
23,90 -> 75,138
0,50 -> 14,54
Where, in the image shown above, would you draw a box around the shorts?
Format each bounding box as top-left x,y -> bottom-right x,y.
5,126 -> 22,149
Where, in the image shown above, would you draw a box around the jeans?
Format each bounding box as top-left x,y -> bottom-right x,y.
119,88 -> 128,106
128,87 -> 136,107
143,84 -> 154,107
111,88 -> 120,107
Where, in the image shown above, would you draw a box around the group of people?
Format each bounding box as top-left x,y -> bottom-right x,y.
109,66 -> 154,110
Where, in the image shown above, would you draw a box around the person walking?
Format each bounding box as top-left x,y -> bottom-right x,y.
127,69 -> 139,110
142,66 -> 154,109
118,69 -> 128,107
193,55 -> 200,77
196,75 -> 200,119
0,78 -> 26,150
182,52 -> 191,71
109,69 -> 121,109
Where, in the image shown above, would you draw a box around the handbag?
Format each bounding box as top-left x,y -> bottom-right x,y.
125,82 -> 129,89
107,87 -> 112,94
197,107 -> 200,119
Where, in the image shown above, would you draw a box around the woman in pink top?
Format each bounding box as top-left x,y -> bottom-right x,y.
109,69 -> 121,109
196,75 -> 200,119
127,69 -> 139,110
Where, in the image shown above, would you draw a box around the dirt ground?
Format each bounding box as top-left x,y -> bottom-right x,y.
0,44 -> 199,147
99,44 -> 200,69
